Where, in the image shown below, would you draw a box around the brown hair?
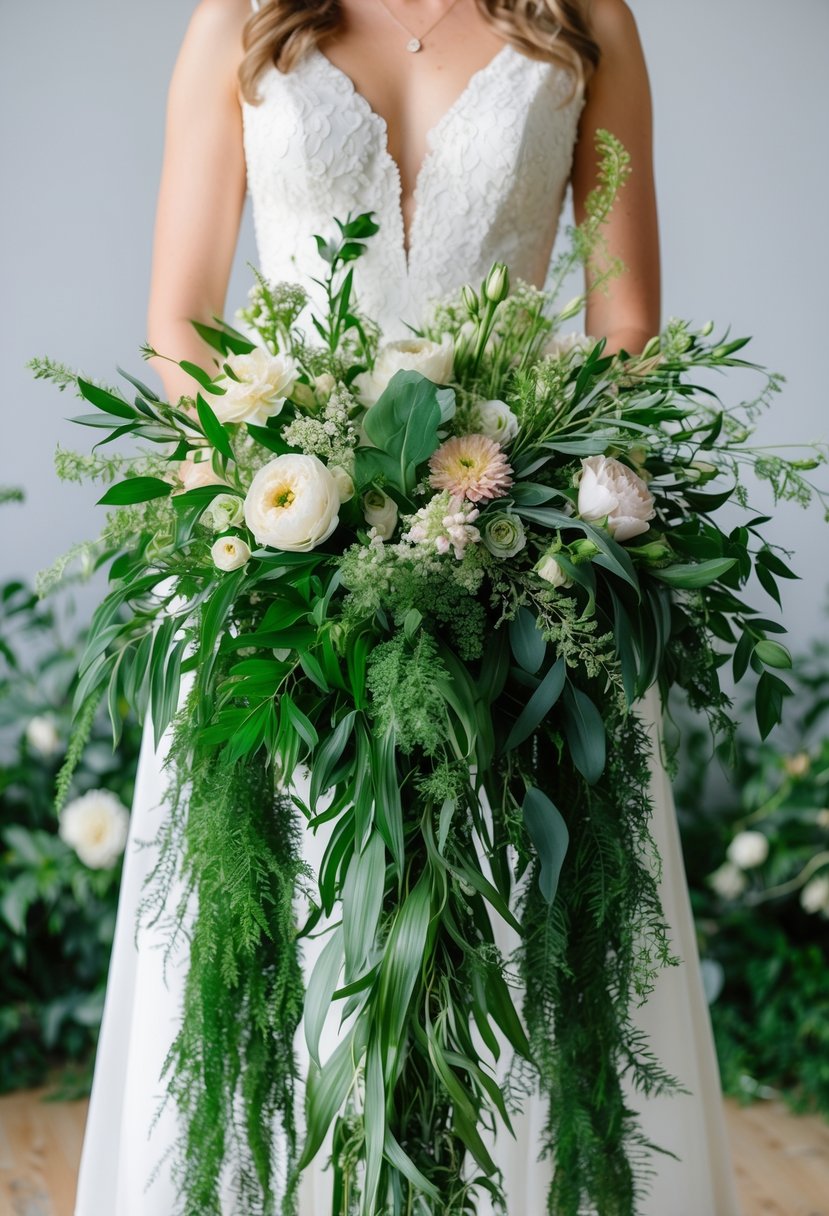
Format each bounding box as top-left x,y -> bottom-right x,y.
239,1 -> 599,108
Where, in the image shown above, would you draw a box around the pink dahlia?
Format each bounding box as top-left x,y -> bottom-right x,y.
428,434 -> 513,503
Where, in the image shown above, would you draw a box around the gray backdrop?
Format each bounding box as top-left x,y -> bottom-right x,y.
3,1 -> 827,660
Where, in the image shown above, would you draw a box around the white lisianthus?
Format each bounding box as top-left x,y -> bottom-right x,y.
545,331 -> 596,360
25,715 -> 60,758
59,789 -> 129,870
577,455 -> 656,542
211,535 -> 251,572
214,347 -> 299,426
726,830 -> 769,870
354,334 -> 454,406
474,399 -> 520,446
244,454 -> 340,552
363,489 -> 398,540
203,493 -> 245,533
800,874 -> 829,916
177,449 -> 226,493
708,862 -> 747,900
482,512 -> 526,559
329,465 -> 355,503
536,554 -> 572,589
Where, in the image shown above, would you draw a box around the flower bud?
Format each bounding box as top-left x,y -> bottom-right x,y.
700,320 -> 715,336
291,381 -> 317,410
536,554 -> 572,588
461,284 -> 480,315
483,262 -> 509,305
211,535 -> 252,572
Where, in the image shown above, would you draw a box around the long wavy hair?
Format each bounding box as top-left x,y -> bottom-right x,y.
239,1 -> 599,108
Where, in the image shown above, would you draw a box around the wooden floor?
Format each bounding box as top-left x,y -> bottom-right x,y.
0,1090 -> 827,1216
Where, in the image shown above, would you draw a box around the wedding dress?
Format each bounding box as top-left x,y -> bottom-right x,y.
74,17 -> 742,1216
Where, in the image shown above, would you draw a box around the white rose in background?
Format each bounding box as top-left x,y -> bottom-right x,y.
244,454 -> 340,552
726,830 -> 769,870
214,347 -> 299,426
482,512 -> 526,559
800,874 -> 829,916
330,466 -> 355,503
577,455 -> 655,542
178,449 -> 226,492
363,489 -> 398,540
59,789 -> 129,870
211,535 -> 251,572
25,715 -> 60,759
203,493 -> 245,533
545,331 -> 596,360
708,862 -> 747,900
474,399 -> 519,446
536,554 -> 572,588
354,334 -> 454,406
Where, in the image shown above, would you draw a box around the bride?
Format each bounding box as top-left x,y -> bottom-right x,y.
74,1 -> 742,1213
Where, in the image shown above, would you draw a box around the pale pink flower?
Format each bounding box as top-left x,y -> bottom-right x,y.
176,450 -> 226,493
428,434 -> 513,502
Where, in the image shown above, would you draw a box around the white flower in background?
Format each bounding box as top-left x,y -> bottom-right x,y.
800,874 -> 829,916
203,493 -> 245,533
402,491 -> 481,560
708,862 -> 747,900
783,752 -> 811,778
817,809 -> 829,830
363,489 -> 398,540
482,512 -> 526,559
244,453 -> 340,552
59,789 -> 129,870
177,449 -> 226,492
25,715 -> 60,759
314,372 -> 337,400
214,347 -> 299,426
726,830 -> 769,870
545,331 -> 595,360
329,465 -> 355,503
536,554 -> 572,589
354,334 -> 454,406
577,455 -> 656,542
474,399 -> 520,446
211,535 -> 251,572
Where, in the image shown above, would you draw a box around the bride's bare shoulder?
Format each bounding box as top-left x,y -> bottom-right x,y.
587,0 -> 646,61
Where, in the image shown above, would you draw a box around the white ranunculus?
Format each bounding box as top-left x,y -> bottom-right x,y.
214,347 -> 299,426
536,554 -> 572,589
59,789 -> 129,869
244,453 -> 340,552
177,449 -> 226,492
545,331 -> 596,360
25,715 -> 60,758
354,334 -> 454,406
211,535 -> 251,572
726,830 -> 769,870
708,862 -> 747,900
800,874 -> 829,916
475,399 -> 520,446
577,455 -> 656,543
363,489 -> 398,540
329,465 -> 355,503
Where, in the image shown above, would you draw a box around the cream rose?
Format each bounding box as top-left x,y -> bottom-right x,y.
708,862 -> 747,900
726,830 -> 769,870
59,789 -> 130,870
25,715 -> 60,758
577,455 -> 655,542
800,875 -> 829,916
244,454 -> 340,552
536,554 -> 572,589
211,535 -> 251,572
474,399 -> 519,446
354,334 -> 454,406
363,489 -> 398,540
214,346 -> 299,426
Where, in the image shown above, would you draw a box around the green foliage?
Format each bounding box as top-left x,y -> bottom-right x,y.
365,631 -> 449,754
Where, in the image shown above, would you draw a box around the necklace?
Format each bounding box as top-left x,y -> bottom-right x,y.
373,0 -> 465,52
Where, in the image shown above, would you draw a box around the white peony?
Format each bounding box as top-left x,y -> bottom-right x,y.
329,465 -> 355,503
211,535 -> 251,572
536,554 -> 572,589
800,874 -> 829,916
708,862 -> 747,900
214,346 -> 299,426
177,449 -> 226,492
474,399 -> 519,446
25,715 -> 61,758
577,455 -> 656,542
545,331 -> 596,360
362,489 -> 398,540
726,830 -> 769,870
244,454 -> 340,552
354,334 -> 454,406
59,789 -> 129,869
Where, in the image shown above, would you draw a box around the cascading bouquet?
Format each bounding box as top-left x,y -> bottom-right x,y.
31,133 -> 827,1216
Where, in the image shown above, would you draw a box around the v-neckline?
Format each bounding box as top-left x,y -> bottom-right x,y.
310,42 -> 516,275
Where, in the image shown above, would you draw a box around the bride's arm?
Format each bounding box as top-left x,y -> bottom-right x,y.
570,0 -> 661,357
146,0 -> 251,405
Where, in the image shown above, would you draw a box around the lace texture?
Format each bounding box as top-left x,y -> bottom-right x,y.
242,39 -> 586,339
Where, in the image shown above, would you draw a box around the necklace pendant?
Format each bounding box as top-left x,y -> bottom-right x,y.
406,37 -> 422,52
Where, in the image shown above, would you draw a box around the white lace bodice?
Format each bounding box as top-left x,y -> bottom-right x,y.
242,23 -> 586,340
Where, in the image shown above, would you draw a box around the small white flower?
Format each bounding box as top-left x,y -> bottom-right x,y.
244,453 -> 340,552
800,874 -> 829,916
354,334 -> 454,406
25,715 -> 61,758
204,493 -> 245,533
474,399 -> 519,446
214,347 -> 299,426
59,789 -> 129,869
211,535 -> 251,572
545,331 -> 596,360
363,489 -> 398,540
536,554 -> 572,588
577,455 -> 656,543
727,830 -> 769,870
708,862 -> 747,900
329,465 -> 355,503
